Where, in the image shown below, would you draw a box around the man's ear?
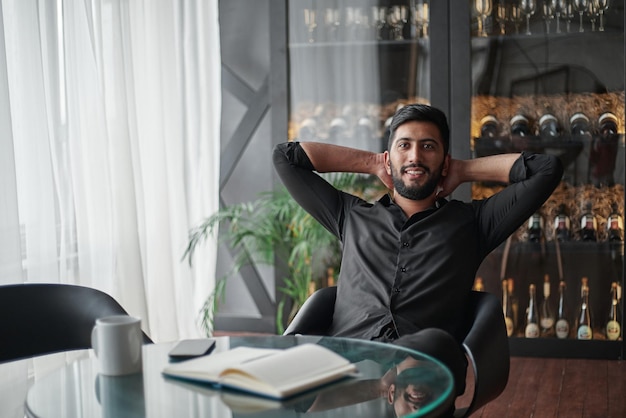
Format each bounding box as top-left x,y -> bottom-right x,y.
384,151 -> 391,175
442,154 -> 451,177
387,384 -> 395,404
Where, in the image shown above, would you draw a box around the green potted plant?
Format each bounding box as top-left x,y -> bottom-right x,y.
184,172 -> 385,335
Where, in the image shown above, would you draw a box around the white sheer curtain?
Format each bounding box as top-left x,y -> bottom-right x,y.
0,0 -> 220,343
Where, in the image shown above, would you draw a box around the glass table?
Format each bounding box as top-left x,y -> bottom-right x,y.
24,335 -> 454,418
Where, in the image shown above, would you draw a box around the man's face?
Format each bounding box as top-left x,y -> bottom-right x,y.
384,121 -> 448,201
391,383 -> 433,416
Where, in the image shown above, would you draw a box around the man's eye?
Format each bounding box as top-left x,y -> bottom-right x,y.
423,143 -> 434,149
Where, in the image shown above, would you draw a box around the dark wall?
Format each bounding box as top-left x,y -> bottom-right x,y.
215,0 -> 288,333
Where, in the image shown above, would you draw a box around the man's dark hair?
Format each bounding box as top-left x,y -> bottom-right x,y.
387,104 -> 450,155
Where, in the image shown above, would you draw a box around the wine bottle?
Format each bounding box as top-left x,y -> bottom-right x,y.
508,278 -> 519,333
473,277 -> 485,292
383,116 -> 393,145
298,118 -> 318,141
598,112 -> 619,137
528,212 -> 543,242
510,114 -> 532,137
606,282 -> 622,341
326,267 -> 335,287
539,113 -> 561,140
540,274 -> 556,337
554,204 -> 571,242
328,117 -> 348,143
525,284 -> 541,338
480,115 -> 499,139
569,112 -> 591,138
383,104 -> 405,143
618,282 -> 623,335
607,203 -> 624,242
576,279 -> 593,340
354,116 -> 375,143
589,112 -> 619,186
555,280 -> 571,339
502,279 -> 515,337
579,202 -> 597,242
580,277 -> 588,297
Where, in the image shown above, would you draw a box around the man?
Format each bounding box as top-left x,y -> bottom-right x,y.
273,104 -> 563,399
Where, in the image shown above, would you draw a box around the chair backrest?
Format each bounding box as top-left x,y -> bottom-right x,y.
455,291 -> 510,417
283,286 -> 336,336
0,283 -> 152,363
284,287 -> 510,418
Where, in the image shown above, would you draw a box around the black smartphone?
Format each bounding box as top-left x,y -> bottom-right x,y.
168,338 -> 216,360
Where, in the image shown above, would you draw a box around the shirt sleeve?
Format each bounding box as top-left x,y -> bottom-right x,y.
475,152 -> 564,255
272,142 -> 360,240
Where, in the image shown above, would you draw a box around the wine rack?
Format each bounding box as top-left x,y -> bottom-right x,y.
467,3 -> 625,359
285,0 -> 625,359
477,241 -> 623,359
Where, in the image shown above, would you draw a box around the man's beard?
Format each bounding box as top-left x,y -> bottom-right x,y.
391,161 -> 443,201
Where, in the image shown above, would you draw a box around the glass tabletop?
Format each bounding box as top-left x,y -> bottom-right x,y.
25,335 -> 454,418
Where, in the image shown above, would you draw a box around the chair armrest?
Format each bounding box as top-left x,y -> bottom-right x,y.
283,286 -> 337,336
457,291 -> 510,417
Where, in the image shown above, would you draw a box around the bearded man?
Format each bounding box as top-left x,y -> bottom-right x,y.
273,104 -> 563,404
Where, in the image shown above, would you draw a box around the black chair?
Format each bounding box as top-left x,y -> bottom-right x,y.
0,283 -> 153,363
283,287 -> 510,418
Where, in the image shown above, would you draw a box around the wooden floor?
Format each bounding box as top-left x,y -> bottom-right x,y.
459,356 -> 626,418
216,332 -> 625,417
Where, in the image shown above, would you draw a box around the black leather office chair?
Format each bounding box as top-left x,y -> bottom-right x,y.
0,283 -> 153,363
283,287 -> 510,418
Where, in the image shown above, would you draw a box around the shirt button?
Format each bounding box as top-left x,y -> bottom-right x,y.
393,287 -> 401,293
401,267 -> 407,273
402,242 -> 409,248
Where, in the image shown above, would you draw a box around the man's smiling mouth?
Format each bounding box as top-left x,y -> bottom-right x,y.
403,165 -> 428,177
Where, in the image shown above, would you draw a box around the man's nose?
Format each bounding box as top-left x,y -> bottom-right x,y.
408,146 -> 420,163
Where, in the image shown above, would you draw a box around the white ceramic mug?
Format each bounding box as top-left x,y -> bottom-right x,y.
91,315 -> 143,376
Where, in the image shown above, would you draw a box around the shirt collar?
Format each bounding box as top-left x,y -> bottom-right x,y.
379,193 -> 447,211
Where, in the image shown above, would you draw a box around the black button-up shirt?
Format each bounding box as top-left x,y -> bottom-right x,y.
273,142 -> 563,341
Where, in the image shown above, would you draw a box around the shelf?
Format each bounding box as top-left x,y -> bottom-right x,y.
509,337 -> 623,360
474,135 -> 585,163
289,39 -> 422,48
471,27 -> 625,42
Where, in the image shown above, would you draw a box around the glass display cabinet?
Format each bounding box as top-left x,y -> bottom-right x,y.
286,0 -> 624,359
468,0 -> 624,359
288,0 -> 433,153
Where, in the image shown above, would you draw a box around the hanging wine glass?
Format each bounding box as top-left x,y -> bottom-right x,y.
352,7 -> 368,39
586,0 -> 599,31
542,1 -> 556,33
372,6 -> 387,40
510,3 -> 524,34
304,8 -> 317,43
345,6 -> 357,40
475,0 -> 494,37
551,0 -> 567,33
325,8 -> 341,42
520,0 -> 537,35
563,0 -> 575,32
496,1 -> 508,35
572,0 -> 588,32
415,1 -> 429,38
387,5 -> 408,40
595,0 -> 610,31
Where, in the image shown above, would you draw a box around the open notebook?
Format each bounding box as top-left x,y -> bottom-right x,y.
162,343 -> 358,399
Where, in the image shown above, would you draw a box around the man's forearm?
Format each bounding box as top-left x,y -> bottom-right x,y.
453,153 -> 520,184
300,142 -> 384,175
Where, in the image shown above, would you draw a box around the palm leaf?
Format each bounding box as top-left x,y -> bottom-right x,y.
184,175 -> 385,334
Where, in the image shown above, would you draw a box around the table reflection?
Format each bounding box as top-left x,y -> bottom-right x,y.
25,335 -> 453,418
